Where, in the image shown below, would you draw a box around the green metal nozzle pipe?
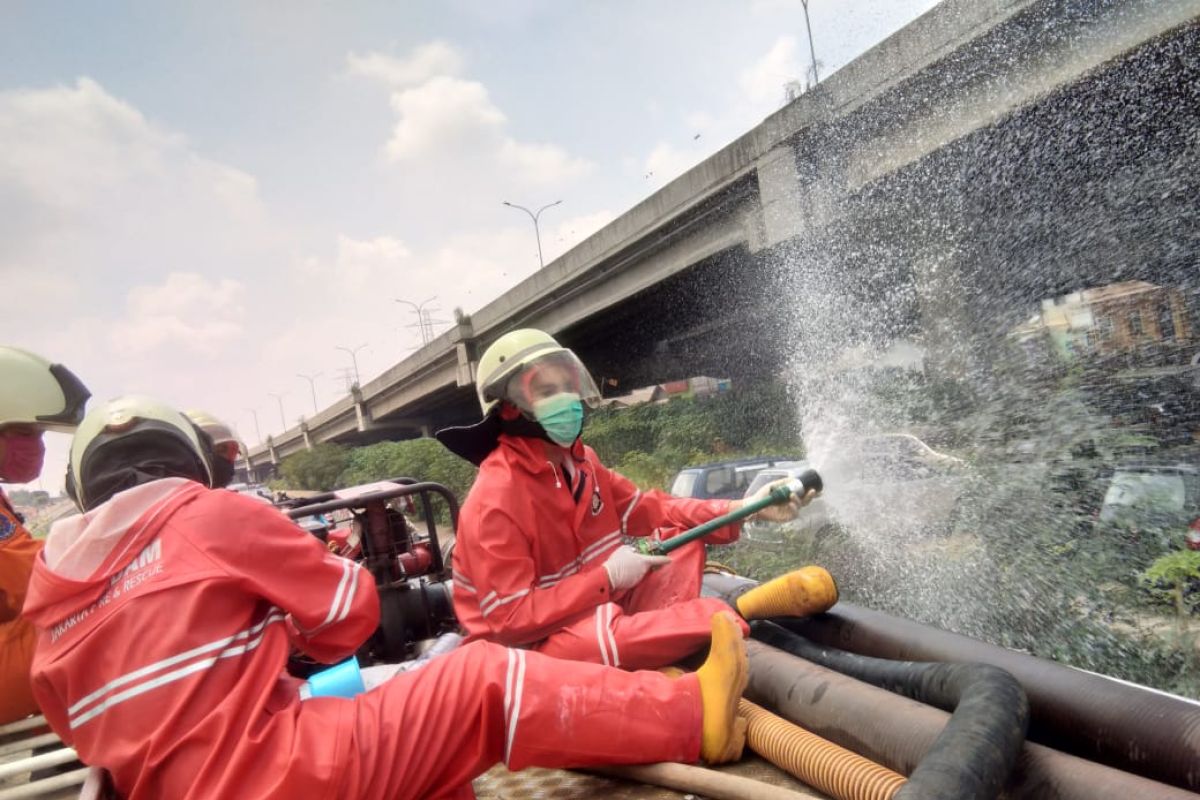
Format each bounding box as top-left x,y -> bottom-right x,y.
638,468 -> 822,555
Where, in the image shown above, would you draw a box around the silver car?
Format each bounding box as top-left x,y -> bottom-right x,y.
1095,463 -> 1200,548
742,435 -> 967,542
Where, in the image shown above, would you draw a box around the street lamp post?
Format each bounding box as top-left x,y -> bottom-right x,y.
245,408 -> 262,444
268,393 -> 287,429
395,296 -> 440,346
503,200 -> 562,269
800,0 -> 819,87
335,344 -> 367,388
297,372 -> 322,414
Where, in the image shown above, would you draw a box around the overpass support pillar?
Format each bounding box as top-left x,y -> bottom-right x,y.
753,133 -> 845,251
755,144 -> 807,250
266,436 -> 279,467
300,421 -> 313,450
351,385 -> 372,433
450,319 -> 477,388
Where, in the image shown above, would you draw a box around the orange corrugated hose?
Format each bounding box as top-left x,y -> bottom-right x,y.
740,699 -> 906,800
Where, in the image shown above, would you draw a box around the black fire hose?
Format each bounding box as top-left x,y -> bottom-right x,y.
782,603 -> 1200,792
746,639 -> 1199,799
752,620 -> 1028,800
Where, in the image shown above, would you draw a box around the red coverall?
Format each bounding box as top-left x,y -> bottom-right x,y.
25,478 -> 702,800
0,490 -> 42,723
453,434 -> 748,670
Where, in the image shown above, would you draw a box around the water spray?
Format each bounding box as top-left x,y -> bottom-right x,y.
638,468 -> 824,556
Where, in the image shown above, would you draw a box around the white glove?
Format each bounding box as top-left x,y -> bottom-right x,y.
603,545 -> 671,591
735,478 -> 818,523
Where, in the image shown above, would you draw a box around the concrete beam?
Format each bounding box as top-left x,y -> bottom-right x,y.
840,0 -> 1200,196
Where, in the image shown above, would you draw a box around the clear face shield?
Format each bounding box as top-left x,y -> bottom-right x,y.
501,350 -> 602,415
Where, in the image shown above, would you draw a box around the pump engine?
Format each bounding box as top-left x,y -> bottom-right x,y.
280,478 -> 459,667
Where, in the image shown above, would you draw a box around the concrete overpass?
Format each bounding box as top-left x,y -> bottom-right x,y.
245,0 -> 1200,479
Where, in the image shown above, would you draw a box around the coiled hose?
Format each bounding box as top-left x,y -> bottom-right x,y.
753,620 -> 1028,800
746,639 -> 1198,799
739,698 -> 906,800
783,602 -> 1200,792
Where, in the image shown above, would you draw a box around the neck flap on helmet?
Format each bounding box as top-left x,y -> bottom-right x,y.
71,425 -> 212,511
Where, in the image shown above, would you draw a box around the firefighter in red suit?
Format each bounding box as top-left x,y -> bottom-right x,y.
0,346 -> 90,724
437,329 -> 835,672
26,395 -> 752,800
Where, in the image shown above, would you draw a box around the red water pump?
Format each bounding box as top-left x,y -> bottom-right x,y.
281,478 -> 459,665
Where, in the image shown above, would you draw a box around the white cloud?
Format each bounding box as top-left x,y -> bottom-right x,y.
739,36 -> 803,106
329,234 -> 412,290
0,78 -> 263,223
0,78 -> 273,306
0,78 -> 285,458
354,42 -> 594,186
346,41 -> 465,88
498,140 -> 593,185
111,273 -> 245,358
384,76 -> 506,160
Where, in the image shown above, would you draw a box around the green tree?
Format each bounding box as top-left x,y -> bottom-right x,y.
279,443 -> 350,490
340,439 -> 478,502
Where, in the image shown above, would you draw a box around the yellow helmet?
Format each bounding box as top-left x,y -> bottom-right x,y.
184,409 -> 239,449
68,395 -> 214,510
475,329 -> 600,416
0,346 -> 90,432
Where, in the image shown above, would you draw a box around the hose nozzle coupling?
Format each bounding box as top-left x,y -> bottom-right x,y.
778,468 -> 823,503
639,467 -> 825,557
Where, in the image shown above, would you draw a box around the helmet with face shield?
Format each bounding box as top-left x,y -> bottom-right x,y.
476,330 -> 600,413
475,330 -> 601,446
184,409 -> 243,488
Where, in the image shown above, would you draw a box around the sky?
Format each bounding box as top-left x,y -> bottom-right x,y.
1,0 -> 940,492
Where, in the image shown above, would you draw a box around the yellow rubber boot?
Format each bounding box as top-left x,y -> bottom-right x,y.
735,566 -> 838,620
697,612 -> 749,764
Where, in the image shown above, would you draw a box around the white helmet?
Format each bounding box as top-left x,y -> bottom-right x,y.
437,329 -> 602,464
0,346 -> 90,432
475,329 -> 601,417
184,409 -> 244,457
68,395 -> 214,510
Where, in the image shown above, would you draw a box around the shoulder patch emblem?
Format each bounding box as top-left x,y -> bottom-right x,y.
0,513 -> 15,541
591,484 -> 604,516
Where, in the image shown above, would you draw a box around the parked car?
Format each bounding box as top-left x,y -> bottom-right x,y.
743,434 -> 967,541
669,456 -> 802,501
1095,463 -> 1200,549
824,433 -> 965,480
741,461 -> 830,543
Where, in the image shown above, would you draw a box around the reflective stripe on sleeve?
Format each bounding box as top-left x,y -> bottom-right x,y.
452,570 -> 477,594
68,611 -> 286,730
480,589 -> 531,618
536,530 -> 622,589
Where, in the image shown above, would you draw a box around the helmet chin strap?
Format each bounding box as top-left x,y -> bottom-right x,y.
499,411 -> 556,445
